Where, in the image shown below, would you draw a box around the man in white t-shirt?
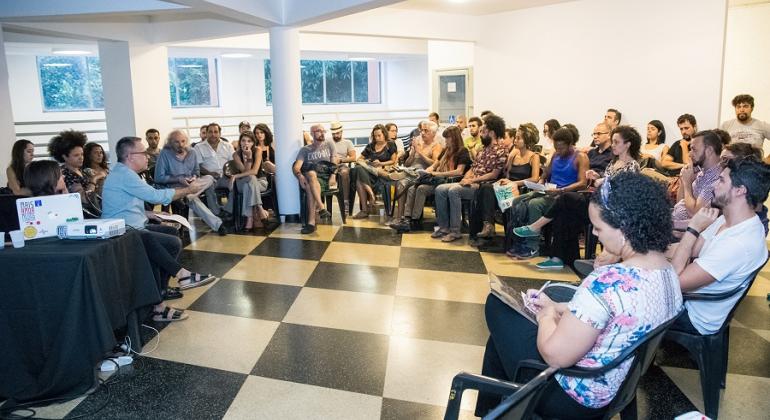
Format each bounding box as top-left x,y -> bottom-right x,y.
671,157 -> 770,335
720,94 -> 770,153
195,122 -> 235,214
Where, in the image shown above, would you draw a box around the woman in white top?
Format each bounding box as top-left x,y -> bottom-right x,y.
643,119 -> 668,161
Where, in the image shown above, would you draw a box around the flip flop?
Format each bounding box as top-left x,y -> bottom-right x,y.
152,306 -> 187,322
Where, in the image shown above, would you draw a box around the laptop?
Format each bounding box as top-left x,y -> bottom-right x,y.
16,193 -> 84,240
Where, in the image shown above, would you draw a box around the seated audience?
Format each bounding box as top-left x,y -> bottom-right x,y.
386,122 -> 406,162
145,128 -> 161,171
660,114 -> 697,176
83,142 -> 110,193
102,136 -> 216,317
476,172 -> 682,418
390,126 -> 471,233
672,130 -> 723,231
474,123 -> 541,240
669,157 -> 769,335
238,120 -> 251,134
196,122 -> 235,214
500,128 -> 515,152
464,116 -> 483,161
433,114 -> 508,242
225,131 -> 270,230
48,130 -> 99,201
604,108 -> 622,130
6,139 -> 34,195
329,121 -> 355,205
23,160 -> 67,196
155,130 -> 225,235
514,125 -> 642,269
351,124 -> 398,219
391,120 -> 443,221
721,143 -> 768,233
191,125 -> 208,148
293,124 -> 339,234
506,126 -> 589,258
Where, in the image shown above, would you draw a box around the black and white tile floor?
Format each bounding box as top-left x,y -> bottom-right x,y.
11,210 -> 770,419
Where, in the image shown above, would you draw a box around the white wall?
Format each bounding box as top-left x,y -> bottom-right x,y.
474,0 -> 728,147
721,2 -> 770,154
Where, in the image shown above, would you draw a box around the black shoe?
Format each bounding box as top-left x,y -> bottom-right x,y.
218,226 -> 228,236
301,224 -> 316,234
219,211 -> 234,222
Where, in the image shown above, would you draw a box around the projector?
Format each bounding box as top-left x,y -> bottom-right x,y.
57,218 -> 126,240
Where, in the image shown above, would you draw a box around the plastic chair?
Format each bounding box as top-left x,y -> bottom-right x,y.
299,182 -> 346,226
444,313 -> 682,420
444,367 -> 557,420
664,253 -> 768,419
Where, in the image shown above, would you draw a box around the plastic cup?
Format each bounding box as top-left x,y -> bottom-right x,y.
379,208 -> 385,217
9,230 -> 24,248
0,232 -> 4,249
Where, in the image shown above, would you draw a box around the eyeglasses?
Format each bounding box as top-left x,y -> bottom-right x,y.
592,131 -> 609,136
130,151 -> 149,157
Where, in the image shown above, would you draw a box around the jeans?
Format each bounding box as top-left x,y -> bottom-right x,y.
204,175 -> 230,213
186,175 -> 222,231
404,184 -> 435,219
434,182 -> 478,233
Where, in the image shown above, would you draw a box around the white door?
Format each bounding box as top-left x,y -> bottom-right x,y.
432,68 -> 473,124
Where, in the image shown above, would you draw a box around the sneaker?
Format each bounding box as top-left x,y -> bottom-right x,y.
515,246 -> 538,260
301,224 -> 316,234
535,258 -> 564,270
477,222 -> 495,238
513,226 -> 540,238
217,225 -> 228,236
352,211 -> 369,219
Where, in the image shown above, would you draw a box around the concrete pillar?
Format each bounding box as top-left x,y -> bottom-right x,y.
0,27 -> 18,185
269,26 -> 302,217
98,41 -> 173,161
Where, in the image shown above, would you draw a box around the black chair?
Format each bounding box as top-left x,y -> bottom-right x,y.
444,313 -> 682,420
444,367 -> 557,420
299,182 -> 346,226
664,253 -> 768,419
260,173 -> 280,222
0,194 -> 23,243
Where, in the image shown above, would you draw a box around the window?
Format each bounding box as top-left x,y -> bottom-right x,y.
264,59 -> 380,105
37,56 -> 103,111
168,57 -> 219,107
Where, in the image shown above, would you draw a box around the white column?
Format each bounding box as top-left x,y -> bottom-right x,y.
269,26 -> 302,217
98,41 -> 173,161
0,27 -> 17,185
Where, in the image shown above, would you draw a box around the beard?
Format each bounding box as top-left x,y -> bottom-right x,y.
711,193 -> 728,210
481,135 -> 493,147
737,112 -> 749,122
682,134 -> 691,141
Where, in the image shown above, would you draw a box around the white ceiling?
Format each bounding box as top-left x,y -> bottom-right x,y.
390,0 -> 579,15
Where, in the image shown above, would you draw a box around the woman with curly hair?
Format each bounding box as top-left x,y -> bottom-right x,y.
6,139 -> 34,195
47,130 -> 94,199
477,172 -> 682,418
472,123 -> 542,240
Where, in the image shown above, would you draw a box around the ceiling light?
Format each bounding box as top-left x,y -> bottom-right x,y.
221,53 -> 252,58
177,64 -> 203,68
349,57 -> 374,61
52,49 -> 92,56
43,63 -> 73,67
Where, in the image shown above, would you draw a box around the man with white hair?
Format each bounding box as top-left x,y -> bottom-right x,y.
391,120 -> 444,222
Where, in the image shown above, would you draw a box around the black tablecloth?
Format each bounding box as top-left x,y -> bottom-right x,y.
0,230 -> 160,404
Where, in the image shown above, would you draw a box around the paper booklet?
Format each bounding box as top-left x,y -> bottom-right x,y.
155,213 -> 193,231
488,272 -> 578,324
523,180 -> 557,192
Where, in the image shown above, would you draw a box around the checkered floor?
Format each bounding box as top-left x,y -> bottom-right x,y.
18,209 -> 770,419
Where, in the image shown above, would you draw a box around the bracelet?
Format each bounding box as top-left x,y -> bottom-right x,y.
685,227 -> 700,238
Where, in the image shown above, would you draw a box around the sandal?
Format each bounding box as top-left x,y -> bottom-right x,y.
178,272 -> 216,290
161,287 -> 184,300
152,306 -> 188,322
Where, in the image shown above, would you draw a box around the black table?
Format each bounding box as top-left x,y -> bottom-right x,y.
0,230 -> 160,405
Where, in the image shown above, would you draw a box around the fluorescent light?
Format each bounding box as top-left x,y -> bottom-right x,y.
177,64 -> 203,68
349,57 -> 374,61
221,53 -> 252,58
43,63 -> 72,67
52,49 -> 92,56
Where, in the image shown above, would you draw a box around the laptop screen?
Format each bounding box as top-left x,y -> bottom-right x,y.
16,193 -> 84,240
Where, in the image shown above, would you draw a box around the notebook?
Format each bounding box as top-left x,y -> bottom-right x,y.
16,193 -> 84,240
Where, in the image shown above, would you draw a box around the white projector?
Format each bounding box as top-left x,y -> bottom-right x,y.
57,218 -> 126,240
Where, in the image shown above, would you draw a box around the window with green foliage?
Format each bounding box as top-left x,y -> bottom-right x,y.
168,57 -> 219,107
37,56 -> 103,111
264,59 -> 380,105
